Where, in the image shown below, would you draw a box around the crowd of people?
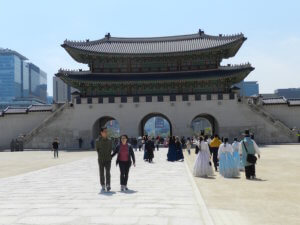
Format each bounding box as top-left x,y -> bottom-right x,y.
191,129 -> 261,180
49,127 -> 261,193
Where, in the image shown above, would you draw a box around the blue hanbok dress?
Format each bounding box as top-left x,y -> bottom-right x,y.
167,143 -> 177,162
218,143 -> 240,178
232,141 -> 244,171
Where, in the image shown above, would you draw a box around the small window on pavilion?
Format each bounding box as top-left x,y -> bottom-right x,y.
182,95 -> 189,101
121,96 -> 127,103
170,95 -> 176,102
195,94 -> 201,101
133,96 -> 139,103
87,97 -> 92,104
109,96 -> 115,103
76,97 -> 81,104
218,93 -> 223,100
157,96 -> 163,102
98,97 -> 103,104
207,94 -> 211,100
146,96 -> 152,102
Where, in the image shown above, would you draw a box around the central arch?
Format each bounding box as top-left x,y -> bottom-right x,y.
139,113 -> 172,138
92,116 -> 120,139
191,114 -> 219,136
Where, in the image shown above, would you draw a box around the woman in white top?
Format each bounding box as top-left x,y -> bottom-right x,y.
218,138 -> 240,178
193,137 -> 214,178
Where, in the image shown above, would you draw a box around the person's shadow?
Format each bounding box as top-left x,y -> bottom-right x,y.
249,177 -> 268,182
99,190 -> 117,196
118,189 -> 138,194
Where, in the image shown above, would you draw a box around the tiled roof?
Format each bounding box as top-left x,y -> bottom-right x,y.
28,105 -> 53,112
63,32 -> 245,55
57,64 -> 253,82
288,99 -> 300,106
262,97 -> 287,105
4,107 -> 28,114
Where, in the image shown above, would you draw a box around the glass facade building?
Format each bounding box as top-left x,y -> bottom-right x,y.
0,48 -> 47,104
235,81 -> 259,97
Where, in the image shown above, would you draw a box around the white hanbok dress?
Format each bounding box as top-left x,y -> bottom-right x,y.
193,141 -> 214,177
218,143 -> 240,178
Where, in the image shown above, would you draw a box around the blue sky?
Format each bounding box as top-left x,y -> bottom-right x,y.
1,0 -> 299,96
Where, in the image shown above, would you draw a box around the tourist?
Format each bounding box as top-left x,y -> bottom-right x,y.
218,138 -> 240,178
181,136 -> 186,150
145,136 -> 155,163
142,136 -> 147,160
78,137 -> 83,149
111,134 -> 136,191
52,137 -> 60,158
167,136 -> 177,161
90,139 -> 95,149
95,127 -> 114,192
137,137 -> 143,151
232,137 -> 244,171
155,136 -> 160,151
209,134 -> 222,171
132,138 -> 138,151
175,136 -> 184,161
10,139 -> 15,152
193,137 -> 214,178
186,137 -> 192,155
239,130 -> 261,180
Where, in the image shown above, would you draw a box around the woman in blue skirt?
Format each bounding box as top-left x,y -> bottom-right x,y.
218,138 -> 240,178
232,138 -> 244,171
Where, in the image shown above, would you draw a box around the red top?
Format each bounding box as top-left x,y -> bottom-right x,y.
119,144 -> 129,161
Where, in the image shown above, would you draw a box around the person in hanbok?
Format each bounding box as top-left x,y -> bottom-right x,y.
232,138 -> 244,171
193,137 -> 214,177
218,138 -> 240,178
239,130 -> 261,179
142,136 -> 147,160
175,136 -> 184,161
167,136 -> 177,161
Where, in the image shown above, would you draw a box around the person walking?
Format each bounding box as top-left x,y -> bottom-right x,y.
209,134 -> 222,171
111,135 -> 136,191
155,136 -> 160,151
193,137 -> 214,177
218,138 -> 240,178
78,137 -> 83,149
175,136 -> 184,161
239,130 -> 261,180
186,137 -> 192,155
137,137 -> 143,151
95,127 -> 114,192
167,136 -> 177,161
145,136 -> 155,163
232,137 -> 244,171
52,137 -> 59,158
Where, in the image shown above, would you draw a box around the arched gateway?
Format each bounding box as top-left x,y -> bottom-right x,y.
54,30 -> 254,146
139,113 -> 172,137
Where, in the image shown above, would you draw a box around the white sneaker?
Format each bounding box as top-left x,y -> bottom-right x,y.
101,186 -> 106,191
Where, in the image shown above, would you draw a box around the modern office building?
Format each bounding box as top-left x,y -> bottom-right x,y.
235,81 -> 259,96
275,88 -> 300,99
53,77 -> 78,103
0,48 -> 47,105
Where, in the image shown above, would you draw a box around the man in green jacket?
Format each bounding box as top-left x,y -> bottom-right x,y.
96,127 -> 114,192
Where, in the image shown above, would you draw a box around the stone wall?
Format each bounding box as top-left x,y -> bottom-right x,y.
0,112 -> 52,150
24,94 -> 297,150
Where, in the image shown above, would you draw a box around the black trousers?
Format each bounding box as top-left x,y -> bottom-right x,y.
98,160 -> 111,187
156,145 -> 159,151
210,147 -> 219,170
119,161 -> 131,186
245,164 -> 256,178
54,149 -> 58,158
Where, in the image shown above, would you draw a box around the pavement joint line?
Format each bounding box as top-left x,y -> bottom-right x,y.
184,159 -> 215,225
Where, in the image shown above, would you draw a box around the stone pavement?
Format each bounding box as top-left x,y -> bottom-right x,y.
0,149 -> 210,225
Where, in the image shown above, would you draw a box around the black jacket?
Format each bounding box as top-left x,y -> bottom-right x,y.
111,143 -> 135,165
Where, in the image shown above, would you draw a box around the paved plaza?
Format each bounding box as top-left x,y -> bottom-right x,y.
0,149 -> 210,225
1,145 -> 300,225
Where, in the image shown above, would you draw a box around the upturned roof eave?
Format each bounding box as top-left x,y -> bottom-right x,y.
62,37 -> 246,64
